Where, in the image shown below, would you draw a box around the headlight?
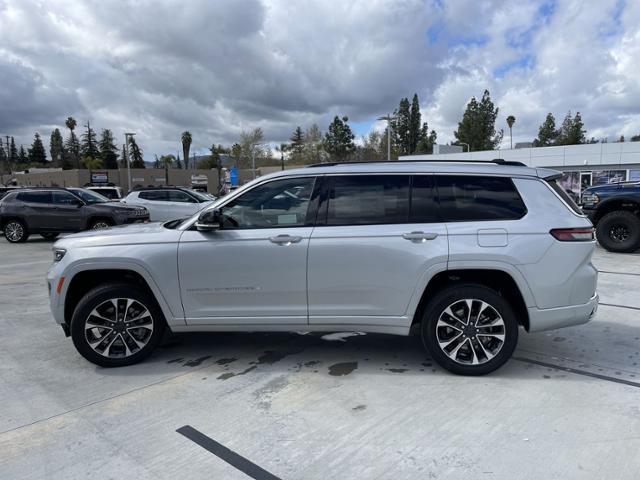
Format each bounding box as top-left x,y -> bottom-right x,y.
53,248 -> 66,262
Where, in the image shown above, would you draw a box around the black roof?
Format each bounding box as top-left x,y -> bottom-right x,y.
306,158 -> 527,168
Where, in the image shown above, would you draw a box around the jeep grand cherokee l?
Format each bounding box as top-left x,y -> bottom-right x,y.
47,161 -> 598,375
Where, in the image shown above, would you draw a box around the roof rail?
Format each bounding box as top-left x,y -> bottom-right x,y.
306,159 -> 527,168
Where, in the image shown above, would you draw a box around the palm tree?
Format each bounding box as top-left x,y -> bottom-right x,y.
506,115 -> 516,149
160,154 -> 175,184
275,143 -> 289,171
181,131 -> 192,170
65,116 -> 79,168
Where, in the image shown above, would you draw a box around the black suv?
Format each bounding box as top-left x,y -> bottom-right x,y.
0,187 -> 149,243
581,181 -> 640,253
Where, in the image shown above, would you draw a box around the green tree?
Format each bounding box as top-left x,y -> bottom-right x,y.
120,144 -> 127,168
128,137 -> 145,168
28,133 -> 47,164
98,129 -> 119,169
408,94 -> 422,154
18,145 -> 28,166
65,117 -> 80,168
9,137 -> 18,165
416,123 -> 437,153
238,128 -> 266,169
323,116 -> 355,161
506,115 -> 516,149
82,156 -> 103,171
81,121 -> 99,161
303,124 -> 324,164
453,90 -> 502,151
289,126 -> 305,163
360,130 -> 386,161
230,143 -> 241,168
159,154 -> 175,183
49,129 -> 65,168
0,138 -> 7,173
392,98 -> 411,155
618,135 -> 625,143
175,154 -> 183,169
533,113 -> 558,146
556,111 -> 586,145
181,131 -> 192,169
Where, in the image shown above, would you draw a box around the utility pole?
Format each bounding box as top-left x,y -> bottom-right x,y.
377,114 -> 397,161
124,132 -> 135,192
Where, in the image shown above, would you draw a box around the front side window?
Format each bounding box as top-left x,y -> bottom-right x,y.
323,175 -> 410,226
221,177 -> 316,229
436,175 -> 527,221
68,188 -> 107,204
168,191 -> 195,203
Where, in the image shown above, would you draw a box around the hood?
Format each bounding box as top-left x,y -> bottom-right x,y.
54,221 -> 182,249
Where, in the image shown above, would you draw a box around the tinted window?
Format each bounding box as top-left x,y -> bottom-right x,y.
324,175 -> 410,226
139,191 -> 168,201
546,179 -> 583,215
222,177 -> 316,229
53,191 -> 80,205
410,175 -> 440,223
436,175 -> 526,221
168,191 -> 194,203
18,191 -> 51,204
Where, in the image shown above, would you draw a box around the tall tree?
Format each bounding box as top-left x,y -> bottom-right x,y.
181,131 -> 192,169
323,116 -> 356,161
18,145 -> 28,165
506,115 -> 516,149
209,144 -> 223,187
81,121 -> 99,160
533,113 -> 558,146
175,154 -> 183,169
120,144 -> 127,168
128,137 -> 145,168
28,133 -> 47,164
49,129 -> 65,168
9,137 -> 18,165
392,98 -> 411,155
65,117 -> 80,168
303,124 -> 324,164
82,156 -> 103,171
289,126 -> 305,163
0,138 -> 7,173
453,90 -> 502,151
416,123 -> 437,154
408,94 -> 422,154
556,111 -> 586,145
238,128 -> 266,169
98,129 -> 119,169
160,154 -> 175,184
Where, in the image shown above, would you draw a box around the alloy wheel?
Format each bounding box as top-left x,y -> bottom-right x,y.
609,224 -> 630,243
436,299 -> 506,365
5,222 -> 24,242
85,298 -> 154,358
91,221 -> 110,230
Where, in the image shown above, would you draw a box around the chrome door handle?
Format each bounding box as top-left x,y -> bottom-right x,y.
269,234 -> 302,245
402,231 -> 438,241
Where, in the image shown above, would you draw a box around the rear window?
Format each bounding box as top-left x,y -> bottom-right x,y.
546,179 -> 583,215
17,191 -> 51,203
436,175 -> 527,221
139,191 -> 168,201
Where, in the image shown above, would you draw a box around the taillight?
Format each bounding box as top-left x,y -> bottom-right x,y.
550,227 -> 594,241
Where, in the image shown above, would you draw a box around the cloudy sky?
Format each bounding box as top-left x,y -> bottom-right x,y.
1,0 -> 638,159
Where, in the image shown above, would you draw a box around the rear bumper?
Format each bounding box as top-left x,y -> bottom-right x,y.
527,293 -> 598,332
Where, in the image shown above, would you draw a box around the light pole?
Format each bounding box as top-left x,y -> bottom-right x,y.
377,114 -> 397,161
124,132 -> 135,192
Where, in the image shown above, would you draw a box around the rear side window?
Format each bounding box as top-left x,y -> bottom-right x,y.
323,175 -> 410,225
167,191 -> 194,203
17,191 -> 52,203
436,175 -> 527,221
410,175 -> 440,223
139,191 -> 168,201
546,178 -> 583,215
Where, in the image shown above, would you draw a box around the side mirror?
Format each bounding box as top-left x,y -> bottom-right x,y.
196,208 -> 221,232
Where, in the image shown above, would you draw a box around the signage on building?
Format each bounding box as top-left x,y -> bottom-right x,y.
91,171 -> 108,184
132,177 -> 144,182
191,174 -> 208,185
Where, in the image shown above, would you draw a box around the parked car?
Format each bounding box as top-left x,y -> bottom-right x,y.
0,187 -> 149,243
86,185 -> 124,200
47,160 -> 598,375
581,181 -> 640,252
121,186 -> 215,221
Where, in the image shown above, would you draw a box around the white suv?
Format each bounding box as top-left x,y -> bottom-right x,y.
47,161 -> 598,375
121,187 -> 214,221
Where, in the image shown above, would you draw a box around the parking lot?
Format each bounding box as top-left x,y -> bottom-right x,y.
1,237 -> 639,479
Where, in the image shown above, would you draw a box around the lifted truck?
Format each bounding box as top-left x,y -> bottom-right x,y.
582,181 -> 640,253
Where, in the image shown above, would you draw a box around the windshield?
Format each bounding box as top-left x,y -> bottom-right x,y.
68,188 -> 109,204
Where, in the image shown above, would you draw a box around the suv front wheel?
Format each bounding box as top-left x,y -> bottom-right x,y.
596,211 -> 640,253
421,284 -> 519,375
70,283 -> 166,367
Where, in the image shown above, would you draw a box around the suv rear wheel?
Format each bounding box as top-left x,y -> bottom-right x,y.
70,283 -> 166,367
421,284 -> 519,375
89,219 -> 113,230
4,219 -> 29,243
596,211 -> 640,253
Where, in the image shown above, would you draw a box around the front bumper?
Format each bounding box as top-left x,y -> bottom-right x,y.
527,293 -> 599,332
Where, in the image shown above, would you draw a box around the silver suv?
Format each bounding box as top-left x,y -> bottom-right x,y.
47,161 -> 598,375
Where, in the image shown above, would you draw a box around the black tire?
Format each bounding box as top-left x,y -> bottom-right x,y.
596,211 -> 640,253
420,284 -> 519,376
89,218 -> 113,230
4,219 -> 29,243
41,232 -> 60,240
70,283 -> 166,367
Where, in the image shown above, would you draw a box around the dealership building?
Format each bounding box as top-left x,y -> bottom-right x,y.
401,142 -> 640,198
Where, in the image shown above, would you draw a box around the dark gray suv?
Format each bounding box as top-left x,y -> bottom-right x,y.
0,187 -> 149,243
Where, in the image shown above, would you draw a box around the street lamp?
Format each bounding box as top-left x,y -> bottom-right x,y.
377,114 -> 397,161
124,132 -> 135,192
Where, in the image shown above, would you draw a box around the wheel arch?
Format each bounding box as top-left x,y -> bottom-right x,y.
592,198 -> 640,224
411,268 -> 531,332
